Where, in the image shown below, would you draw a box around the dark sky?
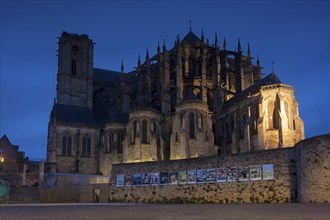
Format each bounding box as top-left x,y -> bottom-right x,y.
1,1 -> 329,160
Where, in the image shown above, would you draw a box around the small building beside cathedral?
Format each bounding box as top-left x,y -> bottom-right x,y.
46,30 -> 304,176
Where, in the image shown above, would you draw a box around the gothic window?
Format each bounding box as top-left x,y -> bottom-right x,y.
189,112 -> 195,139
62,135 -> 72,156
267,100 -> 278,129
82,136 -> 92,157
71,59 -> 77,75
131,120 -> 137,144
142,119 -> 148,144
240,114 -> 247,139
117,132 -> 123,153
175,132 -> 179,142
109,132 -> 114,153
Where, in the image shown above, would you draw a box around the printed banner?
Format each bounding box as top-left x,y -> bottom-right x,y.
262,164 -> 274,180
150,172 -> 160,185
169,172 -> 178,185
187,170 -> 196,184
250,165 -> 262,181
206,168 -> 216,183
124,174 -> 133,186
178,171 -> 187,184
227,167 -> 238,182
239,166 -> 249,181
196,169 -> 206,183
216,168 -> 227,182
160,172 -> 169,185
133,173 -> 142,186
116,174 -> 124,187
142,173 -> 150,186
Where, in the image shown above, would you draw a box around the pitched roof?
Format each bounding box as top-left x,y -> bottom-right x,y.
224,72 -> 282,108
181,31 -> 201,46
93,68 -> 121,83
52,104 -> 98,126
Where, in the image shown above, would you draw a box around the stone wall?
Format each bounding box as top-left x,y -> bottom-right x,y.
110,148 -> 297,203
296,134 -> 330,203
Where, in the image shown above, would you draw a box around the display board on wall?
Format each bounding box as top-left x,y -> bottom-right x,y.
115,164 -> 275,187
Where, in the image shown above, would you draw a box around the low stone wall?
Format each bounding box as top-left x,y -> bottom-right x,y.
110,148 -> 297,203
39,173 -> 110,203
296,134 -> 330,203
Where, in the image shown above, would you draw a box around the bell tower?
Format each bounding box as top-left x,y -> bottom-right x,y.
56,31 -> 94,109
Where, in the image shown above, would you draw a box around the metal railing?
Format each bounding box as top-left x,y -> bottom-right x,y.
0,180 -> 10,198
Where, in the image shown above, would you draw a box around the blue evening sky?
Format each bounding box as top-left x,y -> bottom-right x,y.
0,1 -> 329,159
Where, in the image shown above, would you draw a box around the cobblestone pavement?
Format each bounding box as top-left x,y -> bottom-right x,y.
0,203 -> 329,220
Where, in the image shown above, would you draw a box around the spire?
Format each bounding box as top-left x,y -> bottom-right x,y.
257,55 -> 260,67
138,53 -> 141,67
223,37 -> 227,50
121,60 -> 124,73
247,42 -> 251,58
214,32 -> 218,48
238,37 -> 242,52
157,41 -> 160,53
272,61 -> 275,73
177,34 -> 180,45
201,28 -> 205,43
146,49 -> 149,63
163,40 -> 167,52
189,20 -> 192,32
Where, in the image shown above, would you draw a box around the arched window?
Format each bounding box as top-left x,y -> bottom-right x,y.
267,100 -> 278,129
82,136 -> 92,157
62,136 -> 67,155
109,132 -> 114,153
142,119 -> 148,144
71,59 -> 77,75
62,135 -> 72,156
117,132 -> 123,153
131,120 -> 137,144
189,112 -> 195,139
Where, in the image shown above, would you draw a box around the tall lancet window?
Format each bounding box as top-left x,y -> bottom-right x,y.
62,135 -> 72,156
82,136 -> 92,157
141,119 -> 148,144
189,112 -> 195,139
71,59 -> 77,75
267,100 -> 279,129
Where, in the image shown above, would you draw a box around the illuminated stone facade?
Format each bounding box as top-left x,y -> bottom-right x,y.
47,30 -> 304,175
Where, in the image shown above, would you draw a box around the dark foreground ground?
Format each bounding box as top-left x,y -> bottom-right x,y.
0,203 -> 329,220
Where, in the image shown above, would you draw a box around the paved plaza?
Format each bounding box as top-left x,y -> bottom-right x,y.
0,203 -> 329,220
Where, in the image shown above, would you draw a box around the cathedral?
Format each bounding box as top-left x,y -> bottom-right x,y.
46,29 -> 304,176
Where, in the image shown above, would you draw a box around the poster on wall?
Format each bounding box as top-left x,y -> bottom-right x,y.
206,168 -> 216,183
196,169 -> 206,183
124,174 -> 133,186
262,164 -> 274,180
187,170 -> 196,184
116,174 -> 124,187
250,165 -> 262,181
142,173 -> 151,186
133,173 -> 142,186
216,168 -> 227,182
169,172 -> 178,185
160,172 -> 169,185
227,167 -> 238,182
150,172 -> 160,185
178,171 -> 187,184
239,166 -> 250,181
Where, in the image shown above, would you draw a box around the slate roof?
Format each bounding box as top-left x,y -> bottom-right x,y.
224,72 -> 282,108
181,31 -> 201,46
93,68 -> 121,83
52,104 -> 98,126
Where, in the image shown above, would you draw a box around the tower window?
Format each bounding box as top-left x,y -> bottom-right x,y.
117,132 -> 123,153
189,112 -> 195,139
62,135 -> 72,156
142,119 -> 148,144
71,59 -> 77,75
82,136 -> 91,157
